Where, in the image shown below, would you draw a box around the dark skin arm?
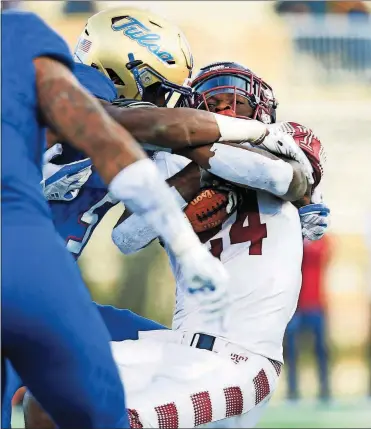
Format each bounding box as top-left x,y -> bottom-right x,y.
45,99 -> 267,151
43,98 -> 224,151
176,143 -> 309,202
35,57 -> 146,184
23,391 -> 55,429
102,101 -> 223,149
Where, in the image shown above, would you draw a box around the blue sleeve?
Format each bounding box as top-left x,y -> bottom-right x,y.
5,11 -> 74,71
74,63 -> 118,102
95,304 -> 168,341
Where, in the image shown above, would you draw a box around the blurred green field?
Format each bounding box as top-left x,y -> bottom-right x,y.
258,399 -> 371,428
12,398 -> 371,428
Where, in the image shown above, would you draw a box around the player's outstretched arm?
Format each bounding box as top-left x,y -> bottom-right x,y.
176,143 -> 309,202
102,102 -> 268,149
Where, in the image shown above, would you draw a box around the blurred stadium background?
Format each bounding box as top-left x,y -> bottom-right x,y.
4,0 -> 371,427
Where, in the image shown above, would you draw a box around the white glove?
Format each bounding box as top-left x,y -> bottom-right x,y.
299,203 -> 330,241
179,245 -> 229,327
257,129 -> 314,185
42,145 -> 92,201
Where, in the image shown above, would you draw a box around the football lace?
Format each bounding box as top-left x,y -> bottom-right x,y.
196,198 -> 228,223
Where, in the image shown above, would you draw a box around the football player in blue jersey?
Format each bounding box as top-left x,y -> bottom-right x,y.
2,9 -> 253,429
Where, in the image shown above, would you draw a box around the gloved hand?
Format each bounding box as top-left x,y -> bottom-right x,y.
299,203 -> 330,241
256,129 -> 314,185
42,145 -> 92,201
180,244 -> 229,327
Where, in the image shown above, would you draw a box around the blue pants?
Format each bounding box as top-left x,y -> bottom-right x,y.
2,225 -> 128,428
285,309 -> 330,399
2,261 -> 168,428
96,305 -> 167,342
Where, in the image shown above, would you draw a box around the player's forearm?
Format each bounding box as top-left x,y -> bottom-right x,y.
113,162 -> 202,252
34,57 -> 146,184
23,391 -> 56,429
103,104 -> 268,149
178,143 -> 308,201
112,213 -> 158,254
166,161 -> 202,201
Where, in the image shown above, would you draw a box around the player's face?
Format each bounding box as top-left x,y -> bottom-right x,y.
201,93 -> 254,118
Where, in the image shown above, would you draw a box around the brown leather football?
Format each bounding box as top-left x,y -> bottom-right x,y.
184,188 -> 231,233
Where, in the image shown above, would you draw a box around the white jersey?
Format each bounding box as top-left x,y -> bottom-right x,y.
153,151 -> 303,363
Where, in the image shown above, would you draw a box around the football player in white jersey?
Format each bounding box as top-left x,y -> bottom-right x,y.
103,62 -> 328,428
22,61 -> 329,427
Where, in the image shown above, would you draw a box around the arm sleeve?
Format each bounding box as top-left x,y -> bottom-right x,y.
207,143 -> 294,196
111,151 -> 190,254
112,214 -> 159,254
95,304 -> 168,341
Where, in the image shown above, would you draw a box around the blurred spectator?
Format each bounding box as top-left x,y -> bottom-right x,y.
275,1 -> 325,15
63,0 -> 96,15
275,1 -> 371,80
327,1 -> 369,18
275,1 -> 369,17
1,0 -> 21,10
285,236 -> 333,401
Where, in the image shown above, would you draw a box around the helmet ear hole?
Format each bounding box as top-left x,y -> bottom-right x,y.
105,68 -> 125,86
111,16 -> 128,25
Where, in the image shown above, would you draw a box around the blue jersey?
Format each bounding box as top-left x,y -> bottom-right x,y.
2,11 -> 74,222
49,64 -> 119,259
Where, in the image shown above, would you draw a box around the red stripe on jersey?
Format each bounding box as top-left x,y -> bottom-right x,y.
128,409 -> 143,428
155,402 -> 179,429
191,391 -> 212,426
254,369 -> 270,404
224,386 -> 243,417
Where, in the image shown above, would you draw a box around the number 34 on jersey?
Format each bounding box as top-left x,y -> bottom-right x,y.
198,190 -> 268,261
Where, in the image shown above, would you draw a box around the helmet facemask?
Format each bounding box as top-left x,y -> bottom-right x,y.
124,53 -> 193,107
185,68 -> 278,124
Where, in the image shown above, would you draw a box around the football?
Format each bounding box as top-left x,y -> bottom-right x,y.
184,188 -> 235,233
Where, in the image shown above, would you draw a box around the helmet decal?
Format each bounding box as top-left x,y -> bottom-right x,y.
111,16 -> 174,64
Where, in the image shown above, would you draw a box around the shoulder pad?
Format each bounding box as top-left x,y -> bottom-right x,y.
274,121 -> 326,188
111,99 -> 157,109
